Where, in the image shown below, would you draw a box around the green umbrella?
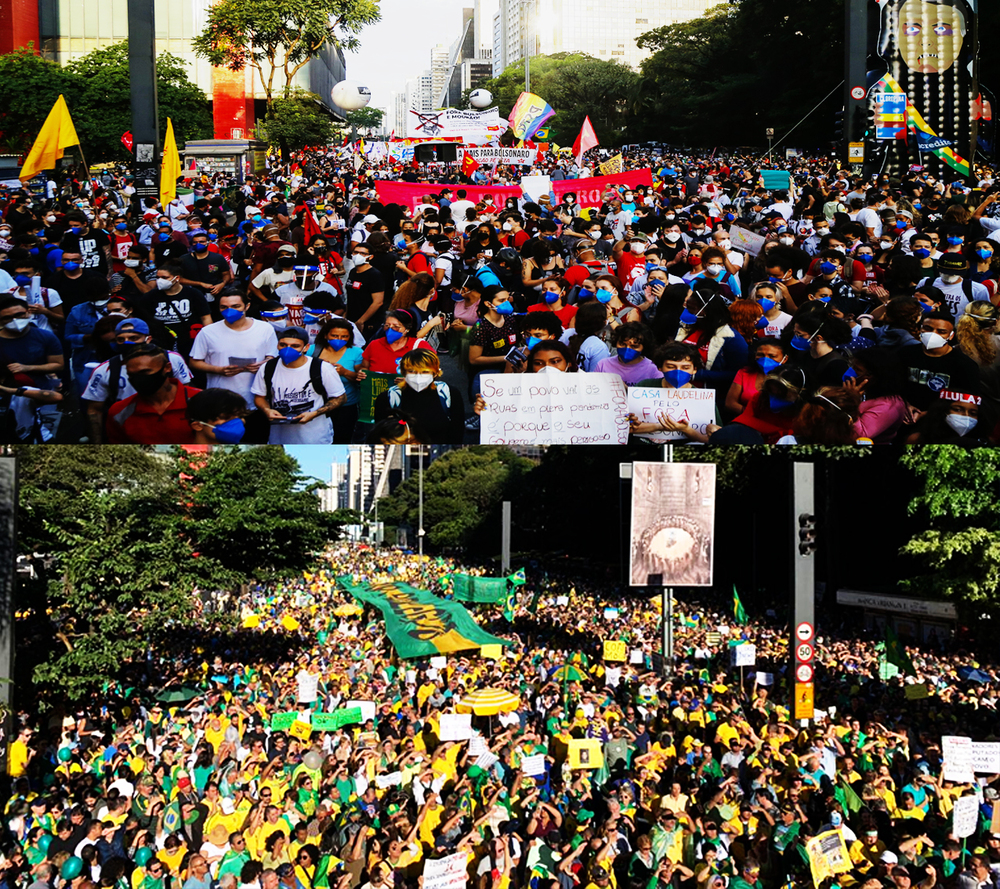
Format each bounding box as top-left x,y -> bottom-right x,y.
552,665 -> 585,682
153,686 -> 201,704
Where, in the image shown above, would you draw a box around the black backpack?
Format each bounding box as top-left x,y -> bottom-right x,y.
262,356 -> 328,406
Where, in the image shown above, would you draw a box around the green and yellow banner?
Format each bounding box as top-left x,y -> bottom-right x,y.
338,577 -> 508,658
452,569 -> 526,604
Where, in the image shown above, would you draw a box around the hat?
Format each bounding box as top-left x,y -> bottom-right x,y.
260,224 -> 280,238
880,851 -> 898,865
630,232 -> 649,242
987,788 -> 1000,801
208,824 -> 229,845
276,865 -> 294,878
277,243 -> 297,255
219,797 -> 236,814
937,254 -> 969,272
116,318 -> 150,336
591,867 -> 609,880
897,209 -> 914,220
362,214 -> 380,224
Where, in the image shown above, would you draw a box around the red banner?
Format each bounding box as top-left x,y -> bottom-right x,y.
551,168 -> 654,209
375,180 -> 522,212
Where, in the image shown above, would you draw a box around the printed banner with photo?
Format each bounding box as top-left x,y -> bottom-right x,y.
629,462 -> 716,587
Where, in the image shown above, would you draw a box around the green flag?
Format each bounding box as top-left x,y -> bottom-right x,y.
885,625 -> 915,676
503,584 -> 516,622
508,568 -> 526,585
838,779 -> 864,814
733,585 -> 747,625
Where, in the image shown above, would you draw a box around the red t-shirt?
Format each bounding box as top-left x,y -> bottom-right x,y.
407,252 -> 432,276
107,383 -> 202,444
526,302 -> 577,330
617,251 -> 647,285
362,336 -> 432,374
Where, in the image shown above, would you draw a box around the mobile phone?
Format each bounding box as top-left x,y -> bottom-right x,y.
506,347 -> 527,365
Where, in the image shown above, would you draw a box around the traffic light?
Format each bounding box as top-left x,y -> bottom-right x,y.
798,513 -> 817,557
833,109 -> 845,143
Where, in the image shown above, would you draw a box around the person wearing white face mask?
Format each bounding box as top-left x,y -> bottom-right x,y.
906,388 -> 988,444
899,311 -> 981,414
372,348 -> 465,443
711,229 -> 744,272
132,261 -> 213,359
689,247 -> 741,297
918,254 -> 988,320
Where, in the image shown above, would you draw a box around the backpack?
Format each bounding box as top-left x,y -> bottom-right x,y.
262,356 -> 328,407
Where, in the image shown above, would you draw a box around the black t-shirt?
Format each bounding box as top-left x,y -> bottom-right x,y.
77,229 -> 112,275
152,237 -> 189,264
345,265 -> 386,326
898,344 -> 982,409
179,252 -> 228,286
44,269 -> 105,313
132,286 -> 211,356
793,350 -> 851,390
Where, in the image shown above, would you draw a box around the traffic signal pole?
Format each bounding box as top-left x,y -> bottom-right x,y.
791,464 -> 816,725
843,0 -> 868,168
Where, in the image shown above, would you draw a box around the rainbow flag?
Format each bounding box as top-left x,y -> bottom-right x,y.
508,91 -> 555,142
878,74 -> 969,176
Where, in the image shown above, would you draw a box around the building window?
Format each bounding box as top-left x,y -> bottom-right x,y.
636,17 -> 647,23
611,50 -> 624,55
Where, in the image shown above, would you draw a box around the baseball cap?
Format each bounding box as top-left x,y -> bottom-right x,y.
116,318 -> 150,336
362,214 -> 380,224
277,326 -> 309,343
277,244 -> 297,255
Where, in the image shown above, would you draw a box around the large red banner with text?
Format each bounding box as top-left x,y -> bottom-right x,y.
375,181 -> 523,212
552,169 -> 654,209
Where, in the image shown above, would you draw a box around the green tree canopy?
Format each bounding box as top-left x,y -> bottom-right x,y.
345,106 -> 384,132
256,89 -> 337,154
0,47 -> 74,156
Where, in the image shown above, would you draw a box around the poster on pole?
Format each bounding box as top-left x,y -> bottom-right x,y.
406,107 -> 505,140
422,853 -> 469,889
942,735 -> 975,783
629,463 -> 715,587
952,794 -> 979,838
438,713 -> 473,742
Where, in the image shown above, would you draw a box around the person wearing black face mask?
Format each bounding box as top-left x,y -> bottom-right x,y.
249,245 -> 298,306
179,233 -> 232,315
106,343 -> 202,444
82,318 -> 195,444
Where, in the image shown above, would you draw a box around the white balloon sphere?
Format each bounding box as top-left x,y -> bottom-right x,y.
469,89 -> 493,109
302,750 -> 324,771
331,80 -> 372,111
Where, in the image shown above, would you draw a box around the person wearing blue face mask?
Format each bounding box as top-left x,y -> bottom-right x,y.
805,250 -> 853,305
108,217 -> 139,278
785,309 -> 852,389
723,338 -> 787,420
187,387 -> 258,445
189,291 -> 279,405
752,283 -> 792,339
306,318 -> 364,443
358,309 -> 431,377
528,279 -> 576,329
179,232 -> 233,314
60,210 -> 112,276
969,239 -> 998,292
709,365 -> 806,445
676,285 -> 748,397
64,276 -> 120,394
251,326 -> 345,444
594,321 -> 658,386
466,288 -> 522,418
629,342 -> 716,443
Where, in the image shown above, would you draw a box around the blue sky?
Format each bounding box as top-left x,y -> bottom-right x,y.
285,446 -> 349,484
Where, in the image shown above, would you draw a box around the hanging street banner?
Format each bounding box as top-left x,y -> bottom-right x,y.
337,578 -> 509,658
466,146 -> 536,165
406,107 -> 505,140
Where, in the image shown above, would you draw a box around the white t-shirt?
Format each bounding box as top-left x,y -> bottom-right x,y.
855,208 -> 882,240
15,283 -> 62,334
918,275 -> 989,319
82,351 -> 192,402
449,199 -> 476,220
250,356 -> 344,444
190,319 -> 279,405
759,311 -> 793,338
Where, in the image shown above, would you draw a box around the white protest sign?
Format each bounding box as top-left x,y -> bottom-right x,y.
756,672 -> 774,686
375,771 -> 403,788
439,713 -> 473,742
479,371 -> 629,445
630,649 -> 645,665
627,387 -> 716,442
466,147 -> 536,165
422,852 -> 469,889
522,753 -> 547,777
732,644 -> 757,667
952,794 -> 979,838
556,596 -> 569,606
943,735 -> 975,783
407,107 -> 504,139
430,656 -> 447,670
520,174 -> 551,199
346,701 -> 376,724
973,742 -> 1000,774
468,736 -> 488,756
476,751 -> 499,770
728,225 -> 766,256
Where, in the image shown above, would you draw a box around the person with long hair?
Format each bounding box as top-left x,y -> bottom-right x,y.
357,310 -> 431,376
784,306 -> 852,388
564,301 -> 613,373
723,337 -> 788,420
955,300 -> 1000,368
905,388 -> 992,445
372,348 -> 464,443
708,365 -> 807,445
675,284 -> 748,394
388,272 -> 445,342
307,317 -> 364,443
728,297 -> 764,343
777,386 -> 861,445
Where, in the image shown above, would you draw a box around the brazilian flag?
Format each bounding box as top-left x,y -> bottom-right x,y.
503,584 -> 517,622
508,568 -> 526,585
733,585 -> 748,625
885,625 -> 915,676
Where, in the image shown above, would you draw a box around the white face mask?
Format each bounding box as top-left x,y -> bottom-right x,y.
705,264 -> 724,277
502,222 -> 512,231
156,277 -> 176,291
405,373 -> 434,392
779,237 -> 794,246
940,274 -> 961,284
44,216 -> 56,224
353,254 -> 368,264
718,240 -> 731,250
920,330 -> 949,350
665,232 -> 681,243
588,230 -> 601,239
945,412 -> 977,436
630,243 -> 644,254
5,318 -> 29,332
124,259 -> 141,268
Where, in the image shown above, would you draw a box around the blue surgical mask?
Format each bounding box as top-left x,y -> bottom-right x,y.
913,247 -> 931,259
617,346 -> 639,362
116,223 -> 128,232
768,276 -> 783,284
211,417 -> 246,444
63,261 -> 80,271
663,368 -> 692,387
14,275 -> 31,288
544,290 -> 560,304
896,220 -> 907,230
278,345 -> 302,364
385,327 -> 405,344
679,308 -> 699,326
947,236 -> 963,246
843,367 -> 857,383
977,248 -> 993,260
918,301 -> 933,313
725,213 -> 735,222
303,312 -> 326,324
755,316 -> 769,329
221,307 -> 244,324
493,301 -> 514,315
525,336 -> 541,350
208,233 -> 218,241
758,297 -> 775,312
858,254 -> 873,264
158,232 -> 171,241
757,356 -> 781,374
329,338 -> 348,350
769,394 -> 795,412
194,243 -> 209,252
595,290 -> 613,304
790,334 -> 812,351
819,260 -> 837,274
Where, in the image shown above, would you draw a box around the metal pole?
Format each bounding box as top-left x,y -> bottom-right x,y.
844,0 -> 868,167
767,138 -> 772,164
0,460 -> 15,778
791,463 -> 816,726
661,444 -> 674,677
524,0 -> 531,94
127,0 -> 161,208
501,501 -> 511,574
417,448 -> 424,557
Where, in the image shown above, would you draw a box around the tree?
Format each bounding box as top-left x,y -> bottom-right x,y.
375,448 -> 534,550
193,0 -> 380,112
255,89 -> 337,155
345,106 -> 384,134
897,448 -> 1000,612
0,47 -> 74,156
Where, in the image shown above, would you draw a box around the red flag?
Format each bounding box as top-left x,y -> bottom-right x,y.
121,131 -> 134,152
302,208 -> 323,245
572,116 -> 599,166
461,151 -> 480,177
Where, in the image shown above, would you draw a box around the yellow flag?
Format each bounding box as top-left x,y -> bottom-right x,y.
599,154 -> 624,175
160,117 -> 181,206
19,95 -> 80,182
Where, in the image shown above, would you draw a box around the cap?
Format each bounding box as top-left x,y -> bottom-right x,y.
630,232 -> 649,242
591,867 -> 609,880
116,318 -> 150,335
219,797 -> 236,814
362,214 -> 380,224
937,254 -> 969,271
277,326 -> 309,343
880,851 -> 898,865
260,224 -> 280,238
277,244 -> 297,255
276,865 -> 294,878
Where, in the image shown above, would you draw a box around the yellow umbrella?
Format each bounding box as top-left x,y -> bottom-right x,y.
281,615 -> 301,631
334,603 -> 362,617
241,615 -> 260,629
456,687 -> 520,716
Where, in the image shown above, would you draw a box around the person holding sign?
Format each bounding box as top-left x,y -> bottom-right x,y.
306,318 -> 364,443
467,287 -> 522,425
628,343 -> 718,443
372,349 -> 465,443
